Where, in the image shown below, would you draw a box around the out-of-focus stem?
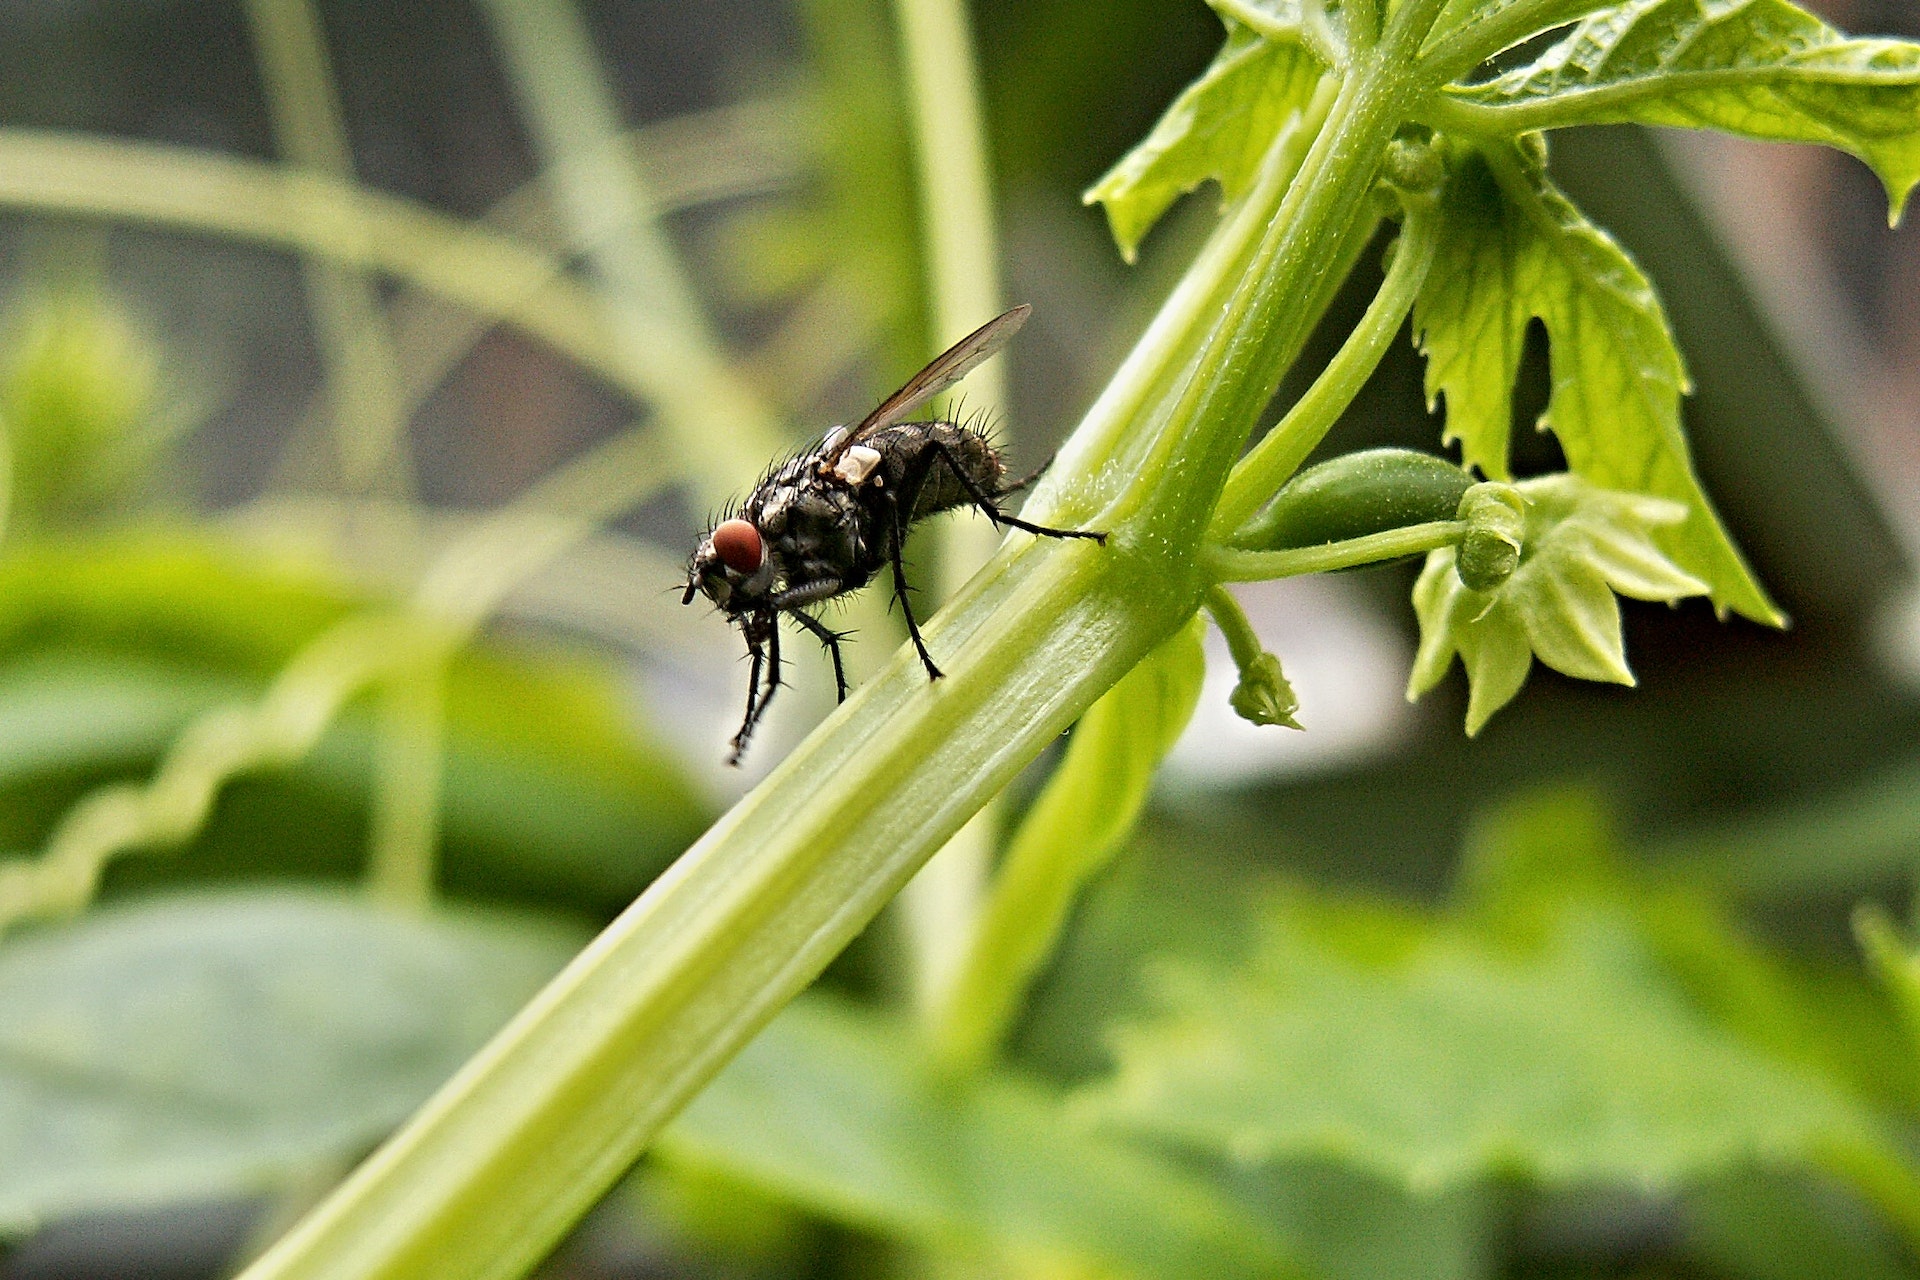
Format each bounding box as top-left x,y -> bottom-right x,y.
892,0 -> 1009,1021
243,0 -> 412,492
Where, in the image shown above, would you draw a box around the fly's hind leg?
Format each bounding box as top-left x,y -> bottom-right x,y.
929,441 -> 1106,545
884,493 -> 943,681
790,610 -> 851,702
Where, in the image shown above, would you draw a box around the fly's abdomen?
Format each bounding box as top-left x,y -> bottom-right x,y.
882,423 -> 1002,521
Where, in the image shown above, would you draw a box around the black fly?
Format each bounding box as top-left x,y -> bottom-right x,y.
684,304 -> 1106,764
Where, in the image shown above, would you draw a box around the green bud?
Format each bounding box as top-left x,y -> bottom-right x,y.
2,288 -> 164,534
1455,482 -> 1526,592
1381,135 -> 1444,201
1229,651 -> 1302,730
1234,448 -> 1472,553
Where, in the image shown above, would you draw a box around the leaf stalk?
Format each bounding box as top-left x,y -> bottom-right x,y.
1207,518 -> 1467,580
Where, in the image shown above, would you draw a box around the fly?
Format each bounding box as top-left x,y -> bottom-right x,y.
684,304 -> 1106,764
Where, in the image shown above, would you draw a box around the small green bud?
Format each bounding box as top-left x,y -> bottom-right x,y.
1455,482 -> 1526,592
1229,651 -> 1302,729
1381,136 -> 1445,201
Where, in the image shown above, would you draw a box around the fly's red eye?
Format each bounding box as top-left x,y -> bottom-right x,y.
711,519 -> 764,574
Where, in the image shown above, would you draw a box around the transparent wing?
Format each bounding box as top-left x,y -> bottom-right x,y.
828,304 -> 1031,460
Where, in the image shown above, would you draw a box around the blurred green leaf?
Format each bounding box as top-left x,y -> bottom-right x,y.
1079,817 -> 1899,1195
1462,788 -> 1920,1117
1684,1167 -> 1916,1280
0,533 -> 708,904
661,990 -> 1305,1279
1084,13 -> 1324,261
1413,140 -> 1777,624
0,889 -> 585,1236
1857,906 -> 1920,1057
1231,1161 -> 1491,1280
1408,474 -> 1708,735
0,653 -> 243,785
1453,0 -> 1920,219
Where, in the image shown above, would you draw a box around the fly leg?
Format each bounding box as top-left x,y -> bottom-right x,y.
884,492 -> 943,680
789,610 -> 851,702
928,441 -> 1106,544
727,623 -> 766,766
726,612 -> 780,766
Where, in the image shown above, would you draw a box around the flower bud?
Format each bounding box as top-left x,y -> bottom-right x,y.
1455,482 -> 1526,591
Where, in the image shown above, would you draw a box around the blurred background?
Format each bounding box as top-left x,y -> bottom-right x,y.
0,0 -> 1918,1277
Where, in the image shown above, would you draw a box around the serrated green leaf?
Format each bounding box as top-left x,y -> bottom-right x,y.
0,890 -> 584,1236
1454,0 -> 1920,219
1079,884 -> 1892,1194
1413,142 -> 1778,623
662,991 -> 1304,1279
1410,474 -> 1707,734
1084,20 -> 1325,261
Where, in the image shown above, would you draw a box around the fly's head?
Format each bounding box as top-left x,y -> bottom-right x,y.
684,516 -> 774,615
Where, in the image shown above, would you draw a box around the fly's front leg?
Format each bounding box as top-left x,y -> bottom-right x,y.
789,610 -> 851,702
884,492 -> 942,680
930,440 -> 1106,544
727,622 -> 769,766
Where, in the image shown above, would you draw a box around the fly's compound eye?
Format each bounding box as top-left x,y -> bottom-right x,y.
711,518 -> 765,574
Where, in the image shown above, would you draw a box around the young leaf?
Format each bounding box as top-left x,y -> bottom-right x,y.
1084,14 -> 1326,261
1077,884 -> 1893,1194
661,991 -> 1304,1278
1451,0 -> 1920,219
0,891 -> 583,1235
1413,140 -> 1778,624
1408,474 -> 1708,736
935,617 -> 1207,1068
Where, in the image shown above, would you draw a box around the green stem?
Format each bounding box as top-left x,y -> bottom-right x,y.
1422,68 -> 1810,138
1203,584 -> 1267,672
1206,518 -> 1466,581
476,0 -> 784,508
237,54 -> 1423,1280
1384,0 -> 1459,54
891,0 -> 1007,1023
1211,201 -> 1436,537
243,0 -> 413,493
0,131 -> 707,425
364,655 -> 447,911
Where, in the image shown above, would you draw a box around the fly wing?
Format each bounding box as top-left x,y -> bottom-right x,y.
827,304 -> 1030,460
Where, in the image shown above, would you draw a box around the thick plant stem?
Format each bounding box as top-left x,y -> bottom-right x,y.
237,57 -> 1419,1280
